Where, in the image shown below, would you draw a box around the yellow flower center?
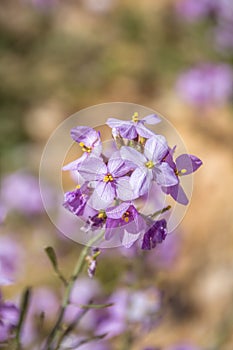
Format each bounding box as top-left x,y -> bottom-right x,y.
76,184 -> 81,189
98,211 -> 106,219
145,160 -> 154,169
103,173 -> 114,182
122,211 -> 130,223
79,142 -> 92,153
131,112 -> 139,123
175,168 -> 187,176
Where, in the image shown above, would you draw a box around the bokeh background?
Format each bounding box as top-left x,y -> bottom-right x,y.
0,0 -> 233,349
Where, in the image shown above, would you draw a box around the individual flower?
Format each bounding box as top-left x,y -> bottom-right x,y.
0,293 -> 19,342
142,219 -> 167,250
120,136 -> 178,197
63,126 -> 102,171
106,112 -> 161,140
78,152 -> 136,210
0,171 -> 55,216
63,183 -> 90,216
176,63 -> 233,106
105,202 -> 145,240
162,150 -> 203,205
0,236 -> 23,286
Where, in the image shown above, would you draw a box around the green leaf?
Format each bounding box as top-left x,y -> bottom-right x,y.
45,246 -> 58,270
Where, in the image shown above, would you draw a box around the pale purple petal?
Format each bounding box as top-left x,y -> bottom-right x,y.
119,125 -> 137,139
144,135 -> 168,163
153,163 -> 178,187
120,146 -> 146,167
106,118 -> 131,128
105,218 -> 121,240
141,114 -> 161,124
90,182 -> 115,210
71,126 -> 99,147
78,157 -> 107,181
116,177 -> 138,201
162,184 -> 189,205
176,154 -> 203,175
135,123 -> 157,138
107,152 -> 131,177
106,202 -> 131,219
62,153 -> 87,171
130,167 -> 152,196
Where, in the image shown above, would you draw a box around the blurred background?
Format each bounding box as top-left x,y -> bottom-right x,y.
0,0 -> 233,349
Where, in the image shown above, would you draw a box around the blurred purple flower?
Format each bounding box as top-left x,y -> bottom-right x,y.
142,219 -> 167,250
0,171 -> 55,216
25,0 -> 58,11
175,0 -> 217,21
214,21 -> 233,51
78,152 -> 135,210
166,344 -> 201,350
0,236 -> 23,286
106,113 -> 160,140
20,287 -> 59,346
0,293 -> 19,342
96,287 -> 160,338
120,136 -> 178,196
0,204 -> 7,225
176,63 -> 233,106
63,127 -> 102,171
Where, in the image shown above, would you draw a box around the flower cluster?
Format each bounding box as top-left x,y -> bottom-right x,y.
0,292 -> 19,343
63,113 -> 202,249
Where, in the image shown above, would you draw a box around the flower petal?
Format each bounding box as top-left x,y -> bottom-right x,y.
144,135 -> 168,163
153,163 -> 178,187
130,167 -> 152,196
162,184 -> 189,205
108,152 -> 130,177
78,157 -> 107,181
89,182 -> 115,210
120,146 -> 146,167
135,123 -> 156,138
71,126 -> 99,147
106,118 -> 130,128
106,202 -> 131,219
142,114 -> 161,125
119,125 -> 137,139
176,154 -> 203,175
116,177 -> 138,201
62,154 -> 87,171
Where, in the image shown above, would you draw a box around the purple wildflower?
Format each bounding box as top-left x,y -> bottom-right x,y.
0,171 -> 55,216
0,237 -> 23,286
105,202 -> 145,240
106,112 -> 161,140
176,63 -> 233,106
0,293 -> 19,342
63,126 -> 102,171
78,152 -> 136,210
162,150 -> 203,205
63,183 -> 90,216
120,136 -> 178,196
142,219 -> 167,250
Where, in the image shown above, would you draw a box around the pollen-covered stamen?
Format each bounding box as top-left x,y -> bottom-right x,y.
145,160 -> 154,169
175,168 -> 187,176
103,173 -> 114,182
132,112 -> 139,123
79,142 -> 92,153
98,211 -> 107,219
122,211 -> 130,223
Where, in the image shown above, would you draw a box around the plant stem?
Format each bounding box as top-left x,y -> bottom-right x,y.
44,230 -> 104,350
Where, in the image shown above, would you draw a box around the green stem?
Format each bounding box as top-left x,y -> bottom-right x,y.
45,231 -> 104,350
